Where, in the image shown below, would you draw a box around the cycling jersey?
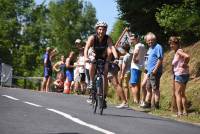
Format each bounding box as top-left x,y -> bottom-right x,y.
93,34 -> 108,60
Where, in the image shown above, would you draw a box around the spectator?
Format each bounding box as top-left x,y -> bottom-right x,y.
53,72 -> 65,92
76,49 -> 86,94
140,49 -> 149,107
53,55 -> 66,78
108,54 -> 128,108
119,43 -> 132,102
86,47 -> 96,104
130,34 -> 146,104
63,51 -> 75,94
41,47 -> 53,92
169,36 -> 190,116
143,32 -> 163,109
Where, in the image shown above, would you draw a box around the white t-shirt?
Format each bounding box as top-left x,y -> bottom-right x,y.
131,43 -> 147,70
78,56 -> 85,73
123,53 -> 132,74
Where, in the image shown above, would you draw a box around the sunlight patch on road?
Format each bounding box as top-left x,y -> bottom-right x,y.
47,108 -> 115,134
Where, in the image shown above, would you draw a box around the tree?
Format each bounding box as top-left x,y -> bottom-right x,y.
48,0 -> 97,54
116,0 -> 181,42
110,19 -> 127,44
156,0 -> 200,42
0,0 -> 97,87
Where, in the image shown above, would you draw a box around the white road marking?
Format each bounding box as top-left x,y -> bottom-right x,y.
2,94 -> 114,133
2,95 -> 19,100
23,101 -> 42,107
47,108 -> 115,134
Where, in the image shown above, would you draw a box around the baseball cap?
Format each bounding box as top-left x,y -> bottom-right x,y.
75,39 -> 81,44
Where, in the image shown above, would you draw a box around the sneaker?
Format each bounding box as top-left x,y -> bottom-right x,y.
116,103 -> 128,109
175,112 -> 183,117
140,101 -> 145,107
88,81 -> 94,89
141,102 -> 151,109
86,98 -> 92,105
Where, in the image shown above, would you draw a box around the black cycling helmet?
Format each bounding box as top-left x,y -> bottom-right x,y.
95,21 -> 108,29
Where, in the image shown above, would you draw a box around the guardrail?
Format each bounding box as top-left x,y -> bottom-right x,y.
12,76 -> 43,89
1,75 -> 43,89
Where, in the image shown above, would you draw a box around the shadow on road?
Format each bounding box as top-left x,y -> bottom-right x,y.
103,112 -> 171,122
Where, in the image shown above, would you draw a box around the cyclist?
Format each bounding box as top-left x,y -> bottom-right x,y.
84,21 -> 118,108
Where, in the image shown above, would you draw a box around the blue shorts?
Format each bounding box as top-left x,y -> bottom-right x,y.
44,67 -> 52,78
66,70 -> 74,82
175,74 -> 189,84
130,69 -> 141,85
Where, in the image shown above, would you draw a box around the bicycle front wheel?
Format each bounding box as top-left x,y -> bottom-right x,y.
96,75 -> 105,115
92,90 -> 97,114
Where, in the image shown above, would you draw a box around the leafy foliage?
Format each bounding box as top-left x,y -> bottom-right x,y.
156,0 -> 200,41
48,0 -> 96,54
0,0 -> 97,89
116,0 -> 200,43
110,19 -> 127,44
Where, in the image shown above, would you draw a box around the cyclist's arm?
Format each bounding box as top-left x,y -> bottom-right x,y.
84,35 -> 94,61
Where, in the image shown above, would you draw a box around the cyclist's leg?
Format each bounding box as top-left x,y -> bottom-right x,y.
102,48 -> 113,108
88,63 -> 96,89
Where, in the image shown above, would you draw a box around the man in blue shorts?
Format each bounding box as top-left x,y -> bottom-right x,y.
130,34 -> 146,104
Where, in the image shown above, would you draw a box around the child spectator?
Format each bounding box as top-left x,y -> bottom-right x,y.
53,72 -> 65,92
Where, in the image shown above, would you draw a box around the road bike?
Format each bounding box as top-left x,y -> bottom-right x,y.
91,59 -> 105,115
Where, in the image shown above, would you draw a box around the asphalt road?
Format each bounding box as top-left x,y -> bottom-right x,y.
0,87 -> 200,134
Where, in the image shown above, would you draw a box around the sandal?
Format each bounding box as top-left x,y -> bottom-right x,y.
176,112 -> 183,117
183,112 -> 188,116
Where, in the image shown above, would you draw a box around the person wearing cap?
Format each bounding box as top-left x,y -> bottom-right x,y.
75,39 -> 81,44
84,21 -> 118,108
75,39 -> 84,51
